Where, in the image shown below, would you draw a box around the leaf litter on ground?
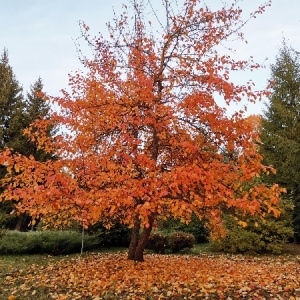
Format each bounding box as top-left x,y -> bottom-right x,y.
2,252 -> 300,299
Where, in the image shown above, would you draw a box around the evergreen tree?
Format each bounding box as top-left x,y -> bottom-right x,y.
26,77 -> 49,119
0,49 -> 25,229
260,42 -> 300,241
23,77 -> 54,162
0,49 -> 25,158
0,50 -> 54,230
13,77 -> 55,230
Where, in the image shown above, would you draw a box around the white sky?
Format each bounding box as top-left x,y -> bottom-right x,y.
1,0 -> 300,115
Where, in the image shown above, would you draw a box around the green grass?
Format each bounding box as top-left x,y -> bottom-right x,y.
0,247 -> 129,300
1,254 -> 66,300
192,243 -> 210,253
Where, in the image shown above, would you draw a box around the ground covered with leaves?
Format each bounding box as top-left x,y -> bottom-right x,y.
1,251 -> 300,299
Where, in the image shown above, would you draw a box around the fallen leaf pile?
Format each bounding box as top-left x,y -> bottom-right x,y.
3,252 -> 300,299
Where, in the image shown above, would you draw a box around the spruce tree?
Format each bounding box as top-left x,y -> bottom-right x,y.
260,43 -> 300,241
0,49 -> 25,158
0,49 -> 25,229
23,77 -> 54,162
0,50 -> 54,230
13,77 -> 55,230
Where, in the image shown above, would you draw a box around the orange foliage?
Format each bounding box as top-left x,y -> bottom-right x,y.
0,0 -> 281,260
244,114 -> 262,134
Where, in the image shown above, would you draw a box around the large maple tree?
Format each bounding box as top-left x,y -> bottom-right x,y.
0,0 -> 283,261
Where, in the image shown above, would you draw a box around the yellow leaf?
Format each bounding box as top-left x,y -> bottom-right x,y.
238,220 -> 247,228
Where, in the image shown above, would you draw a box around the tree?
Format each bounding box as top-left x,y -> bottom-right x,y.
23,77 -> 55,161
0,49 -> 25,229
0,49 -> 25,160
210,197 -> 294,254
0,0 -> 283,261
0,52 -> 52,160
0,50 -> 54,230
13,77 -> 55,231
260,42 -> 300,241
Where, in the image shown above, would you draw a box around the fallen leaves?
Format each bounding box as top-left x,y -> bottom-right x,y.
2,252 -> 300,299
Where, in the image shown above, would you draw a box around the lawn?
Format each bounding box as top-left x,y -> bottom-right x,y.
1,244 -> 300,299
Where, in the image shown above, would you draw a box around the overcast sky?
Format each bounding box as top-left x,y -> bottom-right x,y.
1,0 -> 300,114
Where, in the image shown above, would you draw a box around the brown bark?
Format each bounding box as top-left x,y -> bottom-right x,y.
134,222 -> 153,262
127,216 -> 141,260
127,215 -> 154,262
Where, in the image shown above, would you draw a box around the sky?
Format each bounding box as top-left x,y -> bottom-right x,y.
1,0 -> 300,115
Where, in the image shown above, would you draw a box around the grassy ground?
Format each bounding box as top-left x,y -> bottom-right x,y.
1,244 -> 300,299
0,254 -> 64,300
0,247 -> 127,300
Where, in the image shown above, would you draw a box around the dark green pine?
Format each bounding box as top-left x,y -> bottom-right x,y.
260,42 -> 300,241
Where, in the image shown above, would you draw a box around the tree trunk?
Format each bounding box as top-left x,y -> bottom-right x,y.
14,214 -> 25,231
128,216 -> 154,262
128,216 -> 141,260
133,223 -> 153,262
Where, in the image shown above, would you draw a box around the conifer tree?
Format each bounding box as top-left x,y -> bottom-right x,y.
13,77 -> 55,230
0,50 -> 54,230
23,77 -> 54,162
0,49 -> 25,229
0,49 -> 25,159
260,43 -> 300,241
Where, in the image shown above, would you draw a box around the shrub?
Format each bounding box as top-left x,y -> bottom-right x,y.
210,228 -> 265,254
168,232 -> 196,253
146,233 -> 168,254
158,214 -> 209,243
0,227 -> 7,239
210,199 -> 294,255
0,230 -> 101,255
0,231 -> 36,254
38,230 -> 100,255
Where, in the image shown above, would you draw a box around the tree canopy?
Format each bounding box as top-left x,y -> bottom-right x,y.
0,0 -> 283,261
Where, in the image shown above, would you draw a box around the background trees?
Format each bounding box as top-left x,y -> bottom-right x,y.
0,49 -> 24,159
0,49 -> 25,229
260,43 -> 300,242
23,77 -> 54,161
0,50 -> 53,230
